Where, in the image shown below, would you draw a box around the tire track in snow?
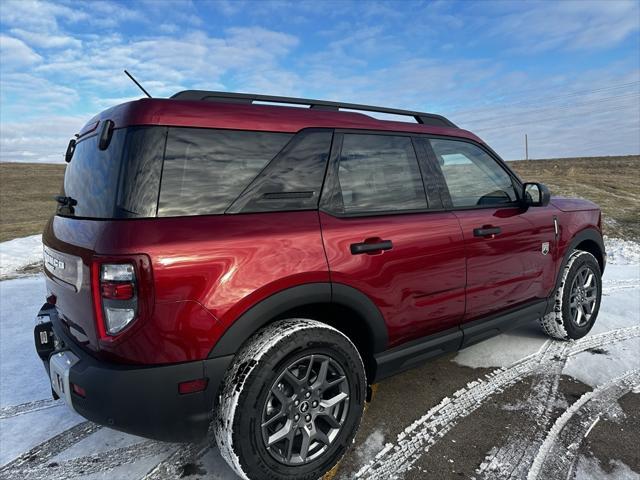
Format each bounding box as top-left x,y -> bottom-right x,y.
0,421 -> 100,477
602,279 -> 640,294
0,398 -> 61,419
5,440 -> 171,480
527,369 -> 640,480
475,347 -> 568,479
141,437 -> 213,480
355,326 -> 640,480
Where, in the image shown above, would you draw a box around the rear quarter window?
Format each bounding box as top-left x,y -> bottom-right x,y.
158,128 -> 292,217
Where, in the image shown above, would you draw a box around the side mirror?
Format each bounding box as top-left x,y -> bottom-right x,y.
64,138 -> 76,163
523,182 -> 550,207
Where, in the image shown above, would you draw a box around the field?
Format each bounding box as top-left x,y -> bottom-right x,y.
0,155 -> 638,242
0,163 -> 65,242
508,155 -> 639,240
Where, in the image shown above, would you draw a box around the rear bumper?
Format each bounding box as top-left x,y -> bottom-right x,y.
35,303 -> 233,442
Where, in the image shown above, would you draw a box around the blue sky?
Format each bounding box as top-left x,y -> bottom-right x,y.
1,0 -> 639,162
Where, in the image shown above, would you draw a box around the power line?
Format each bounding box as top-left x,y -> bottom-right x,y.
446,80 -> 640,116
471,104 -> 639,133
458,92 -> 640,125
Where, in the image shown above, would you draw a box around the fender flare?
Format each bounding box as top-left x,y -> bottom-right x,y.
554,228 -> 605,293
208,282 -> 389,358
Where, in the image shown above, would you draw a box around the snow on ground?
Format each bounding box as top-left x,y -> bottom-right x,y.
0,234 -> 42,279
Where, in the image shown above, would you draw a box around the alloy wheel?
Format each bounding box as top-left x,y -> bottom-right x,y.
260,354 -> 350,465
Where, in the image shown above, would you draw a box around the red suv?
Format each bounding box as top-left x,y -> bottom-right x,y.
35,91 -> 605,480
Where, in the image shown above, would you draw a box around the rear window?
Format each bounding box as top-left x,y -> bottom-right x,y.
157,128 -> 293,217
61,130 -> 126,218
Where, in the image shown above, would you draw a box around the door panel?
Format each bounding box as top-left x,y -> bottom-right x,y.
453,207 -> 556,322
319,131 -> 466,347
319,211 -> 466,346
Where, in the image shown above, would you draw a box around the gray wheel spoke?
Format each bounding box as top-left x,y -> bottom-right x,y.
318,411 -> 342,429
320,391 -> 348,409
283,369 -> 302,388
261,411 -> 285,429
268,419 -> 293,446
314,430 -> 331,447
303,355 -> 315,383
299,427 -> 312,460
313,359 -> 329,389
285,428 -> 296,461
584,272 -> 594,288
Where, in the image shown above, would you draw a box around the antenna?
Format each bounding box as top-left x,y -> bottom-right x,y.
124,70 -> 152,98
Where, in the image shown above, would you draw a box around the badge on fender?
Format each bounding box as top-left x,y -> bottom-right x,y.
541,242 -> 550,255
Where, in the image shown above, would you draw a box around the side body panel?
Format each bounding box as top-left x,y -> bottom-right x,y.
45,211 -> 329,364
318,211 -> 466,347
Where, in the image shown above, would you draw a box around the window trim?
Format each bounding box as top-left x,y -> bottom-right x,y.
319,130 -> 435,218
419,134 -> 524,211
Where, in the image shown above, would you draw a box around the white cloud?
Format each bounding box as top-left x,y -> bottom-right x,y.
9,28 -> 81,49
491,0 -> 640,53
0,0 -> 88,33
0,115 -> 88,163
0,35 -> 42,68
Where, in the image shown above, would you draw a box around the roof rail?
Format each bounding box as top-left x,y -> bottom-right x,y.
170,90 -> 457,128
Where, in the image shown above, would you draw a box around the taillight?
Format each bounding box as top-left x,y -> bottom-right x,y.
92,261 -> 138,338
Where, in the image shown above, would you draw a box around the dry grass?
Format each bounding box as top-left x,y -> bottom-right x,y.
508,155 -> 639,240
0,163 -> 65,242
0,155 -> 637,242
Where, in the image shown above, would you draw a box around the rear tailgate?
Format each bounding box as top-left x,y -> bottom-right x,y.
42,216 -> 105,352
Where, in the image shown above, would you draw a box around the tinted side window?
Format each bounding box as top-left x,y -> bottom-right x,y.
429,139 -> 517,207
335,134 -> 427,213
117,127 -> 166,217
158,128 -> 292,217
227,130 -> 332,213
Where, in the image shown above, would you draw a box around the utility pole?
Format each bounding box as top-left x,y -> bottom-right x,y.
525,134 -> 529,161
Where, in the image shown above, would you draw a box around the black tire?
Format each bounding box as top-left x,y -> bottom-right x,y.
214,318 -> 366,480
540,250 -> 602,340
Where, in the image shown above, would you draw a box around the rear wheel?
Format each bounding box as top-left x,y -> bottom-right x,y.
215,319 -> 366,480
540,250 -> 602,340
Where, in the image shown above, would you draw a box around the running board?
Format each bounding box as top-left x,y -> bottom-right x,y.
372,299 -> 548,382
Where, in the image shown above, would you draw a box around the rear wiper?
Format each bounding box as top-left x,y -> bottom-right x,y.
55,195 -> 77,215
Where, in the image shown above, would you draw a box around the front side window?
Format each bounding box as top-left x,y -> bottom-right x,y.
429,139 -> 517,208
158,128 -> 292,217
333,134 -> 427,214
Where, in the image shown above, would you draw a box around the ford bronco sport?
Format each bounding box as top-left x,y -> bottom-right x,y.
35,91 -> 605,480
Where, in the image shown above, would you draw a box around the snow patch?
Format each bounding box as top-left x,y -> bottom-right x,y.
0,234 -> 42,279
605,237 -> 640,265
574,456 -> 640,480
355,429 -> 385,465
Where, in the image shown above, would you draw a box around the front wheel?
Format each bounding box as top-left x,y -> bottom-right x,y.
215,318 -> 366,480
540,250 -> 602,340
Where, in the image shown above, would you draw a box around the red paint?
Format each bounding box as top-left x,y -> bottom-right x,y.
319,211 -> 466,346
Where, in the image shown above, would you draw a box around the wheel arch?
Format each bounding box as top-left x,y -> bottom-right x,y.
556,228 -> 605,293
208,282 -> 388,382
